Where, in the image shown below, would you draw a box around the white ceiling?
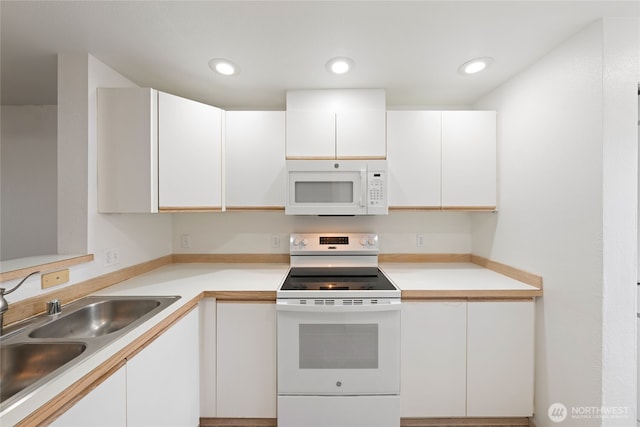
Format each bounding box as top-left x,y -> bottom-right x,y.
1,1 -> 637,109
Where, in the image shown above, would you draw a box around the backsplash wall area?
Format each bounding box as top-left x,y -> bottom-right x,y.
171,210 -> 473,255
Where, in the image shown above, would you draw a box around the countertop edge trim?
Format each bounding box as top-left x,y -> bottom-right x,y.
16,296 -> 201,427
402,290 -> 542,300
3,255 -> 173,326
5,253 -> 544,327
204,290 -> 276,302
0,254 -> 95,283
380,253 -> 472,263
470,255 -> 543,289
173,253 -> 289,263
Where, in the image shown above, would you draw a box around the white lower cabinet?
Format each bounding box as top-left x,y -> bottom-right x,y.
466,300 -> 535,416
127,307 -> 200,426
53,307 -> 199,427
51,366 -> 127,427
401,300 -> 534,418
401,301 -> 467,417
216,302 -> 277,418
199,298 -> 217,417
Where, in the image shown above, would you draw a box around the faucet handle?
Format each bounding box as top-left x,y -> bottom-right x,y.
47,299 -> 61,315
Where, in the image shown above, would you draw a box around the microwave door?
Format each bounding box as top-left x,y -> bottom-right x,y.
287,171 -> 365,215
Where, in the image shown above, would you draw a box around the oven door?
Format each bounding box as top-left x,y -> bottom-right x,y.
276,301 -> 400,395
285,161 -> 367,215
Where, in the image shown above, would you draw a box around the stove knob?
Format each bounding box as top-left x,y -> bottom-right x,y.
360,237 -> 367,246
367,236 -> 377,246
292,238 -> 301,247
300,238 -> 308,247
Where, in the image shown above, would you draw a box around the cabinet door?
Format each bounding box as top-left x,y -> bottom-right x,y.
51,366 -> 127,427
97,87 -> 158,213
467,300 -> 534,416
441,111 -> 496,209
217,302 -> 277,417
226,111 -> 286,208
386,111 -> 441,207
127,308 -> 200,426
285,110 -> 335,159
200,298 -> 217,417
336,110 -> 386,159
401,301 -> 467,417
158,92 -> 223,210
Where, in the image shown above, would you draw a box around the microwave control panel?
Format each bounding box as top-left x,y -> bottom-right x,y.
367,170 -> 387,208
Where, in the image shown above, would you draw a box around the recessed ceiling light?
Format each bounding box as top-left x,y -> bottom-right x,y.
458,57 -> 493,75
208,58 -> 239,76
326,57 -> 354,75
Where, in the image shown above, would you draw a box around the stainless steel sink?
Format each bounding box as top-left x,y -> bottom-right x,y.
29,298 -> 163,339
0,342 -> 86,402
0,295 -> 180,410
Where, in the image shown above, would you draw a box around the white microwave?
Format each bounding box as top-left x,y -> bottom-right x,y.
285,160 -> 388,215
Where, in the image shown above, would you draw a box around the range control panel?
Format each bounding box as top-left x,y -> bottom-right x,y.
290,233 -> 379,253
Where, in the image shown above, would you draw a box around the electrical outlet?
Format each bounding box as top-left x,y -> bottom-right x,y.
416,234 -> 425,247
271,234 -> 280,249
181,234 -> 191,249
103,248 -> 120,267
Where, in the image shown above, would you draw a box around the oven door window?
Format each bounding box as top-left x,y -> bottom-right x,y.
299,324 -> 378,369
277,308 -> 400,395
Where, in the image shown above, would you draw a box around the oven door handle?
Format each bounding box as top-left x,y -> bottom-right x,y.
276,301 -> 401,313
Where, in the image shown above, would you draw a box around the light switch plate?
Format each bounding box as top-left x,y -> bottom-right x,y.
41,269 -> 70,289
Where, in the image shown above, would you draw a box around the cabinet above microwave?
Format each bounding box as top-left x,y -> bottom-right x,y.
285,89 -> 386,160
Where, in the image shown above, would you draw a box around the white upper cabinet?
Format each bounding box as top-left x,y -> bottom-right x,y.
441,111 -> 496,209
97,87 -> 223,213
225,111 -> 286,209
386,110 -> 496,210
387,111 -> 442,207
98,88 -> 158,213
158,92 -> 223,210
336,110 -> 386,158
286,89 -> 386,159
285,110 -> 336,158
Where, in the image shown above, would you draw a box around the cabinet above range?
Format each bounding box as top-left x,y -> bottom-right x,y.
285,89 -> 386,160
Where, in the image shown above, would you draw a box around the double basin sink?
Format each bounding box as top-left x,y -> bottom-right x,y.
0,295 -> 180,410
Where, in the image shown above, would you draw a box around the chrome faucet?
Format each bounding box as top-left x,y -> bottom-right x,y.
0,270 -> 40,335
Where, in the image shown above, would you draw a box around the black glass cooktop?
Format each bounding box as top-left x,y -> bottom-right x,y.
280,267 -> 397,291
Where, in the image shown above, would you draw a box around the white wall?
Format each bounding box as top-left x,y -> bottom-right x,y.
472,18 -> 638,427
3,54 -> 173,303
0,105 -> 58,260
172,211 -> 472,255
600,18 -> 638,426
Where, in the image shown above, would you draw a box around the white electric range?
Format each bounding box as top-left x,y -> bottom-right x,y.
276,233 -> 401,427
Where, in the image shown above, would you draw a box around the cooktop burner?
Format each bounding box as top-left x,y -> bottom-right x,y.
280,267 -> 397,292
